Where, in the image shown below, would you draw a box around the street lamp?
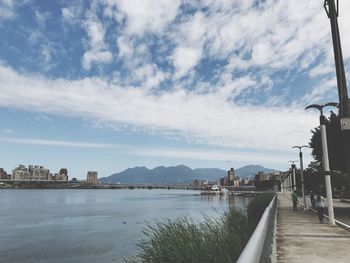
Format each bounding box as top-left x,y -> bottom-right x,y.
292,145 -> 310,209
286,168 -> 292,192
305,102 -> 337,226
282,168 -> 292,192
288,160 -> 298,191
324,0 -> 350,173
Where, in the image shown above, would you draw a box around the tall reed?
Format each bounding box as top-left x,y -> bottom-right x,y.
125,193 -> 273,263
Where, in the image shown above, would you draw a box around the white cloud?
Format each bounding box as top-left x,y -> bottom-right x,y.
82,7 -> 113,70
2,0 -> 350,168
170,11 -> 207,79
61,1 -> 84,26
172,46 -> 202,79
116,36 -> 133,57
0,136 -> 297,166
0,63 -> 318,152
108,0 -> 181,35
0,0 -> 15,20
82,49 -> 113,70
0,137 -> 124,149
134,64 -> 167,90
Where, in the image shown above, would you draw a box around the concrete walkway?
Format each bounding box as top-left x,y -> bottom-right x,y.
276,193 -> 350,262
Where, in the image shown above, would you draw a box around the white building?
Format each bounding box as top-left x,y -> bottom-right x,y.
86,171 -> 98,184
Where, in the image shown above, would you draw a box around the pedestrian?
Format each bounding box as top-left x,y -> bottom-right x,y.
310,190 -> 315,207
291,190 -> 298,212
315,193 -> 325,223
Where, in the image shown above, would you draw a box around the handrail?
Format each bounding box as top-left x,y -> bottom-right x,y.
237,195 -> 277,263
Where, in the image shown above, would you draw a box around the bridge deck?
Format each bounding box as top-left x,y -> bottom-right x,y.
276,193 -> 350,263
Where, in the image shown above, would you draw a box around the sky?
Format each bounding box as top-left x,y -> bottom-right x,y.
1,0 -> 350,179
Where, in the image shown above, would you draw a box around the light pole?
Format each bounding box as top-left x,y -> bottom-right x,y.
292,145 -> 310,209
288,161 -> 298,191
324,0 -> 350,173
283,168 -> 291,192
288,170 -> 292,191
306,102 -> 337,226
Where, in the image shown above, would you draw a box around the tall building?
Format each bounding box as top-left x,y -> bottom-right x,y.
0,168 -> 9,179
227,168 -> 236,181
56,168 -> 68,181
12,165 -> 30,180
29,165 -> 50,180
86,171 -> 98,184
11,165 -> 67,181
219,176 -> 228,186
255,171 -> 270,181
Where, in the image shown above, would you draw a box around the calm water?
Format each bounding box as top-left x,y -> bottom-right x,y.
0,189 -> 250,263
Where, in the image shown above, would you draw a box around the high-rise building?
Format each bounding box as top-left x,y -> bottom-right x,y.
56,168 -> 68,181
12,165 -> 30,180
29,165 -> 50,180
219,176 -> 228,186
227,168 -> 236,181
0,168 -> 9,179
11,165 -> 67,181
86,171 -> 98,184
255,171 -> 270,181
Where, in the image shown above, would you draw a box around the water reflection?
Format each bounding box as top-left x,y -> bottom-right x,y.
0,189 -> 251,263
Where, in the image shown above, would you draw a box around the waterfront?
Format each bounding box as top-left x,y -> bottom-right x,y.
0,189 -> 250,263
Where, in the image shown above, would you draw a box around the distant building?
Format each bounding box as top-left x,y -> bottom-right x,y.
228,168 -> 236,181
11,165 -> 68,181
56,168 -> 68,181
29,165 -> 50,180
255,171 -> 270,181
219,176 -> 228,186
86,171 -> 98,184
192,179 -> 208,189
272,171 -> 282,181
243,178 -> 252,185
12,165 -> 31,180
0,168 -> 9,179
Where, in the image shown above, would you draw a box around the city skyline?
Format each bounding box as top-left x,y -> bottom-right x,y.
1,1 -> 350,179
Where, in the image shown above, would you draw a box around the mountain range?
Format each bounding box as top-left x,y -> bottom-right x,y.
99,164 -> 277,184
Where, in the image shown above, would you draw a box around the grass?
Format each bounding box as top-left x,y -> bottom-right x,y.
125,193 -> 273,263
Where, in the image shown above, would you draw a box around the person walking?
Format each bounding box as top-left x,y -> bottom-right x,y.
315,193 -> 325,223
310,191 -> 316,207
291,190 -> 298,212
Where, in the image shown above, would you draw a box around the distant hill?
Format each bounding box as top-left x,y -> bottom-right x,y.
236,165 -> 278,178
99,165 -> 226,184
99,164 -> 278,184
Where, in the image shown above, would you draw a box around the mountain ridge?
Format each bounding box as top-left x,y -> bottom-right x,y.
99,164 -> 278,184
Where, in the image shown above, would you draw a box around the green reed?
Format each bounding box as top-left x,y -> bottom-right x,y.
125,193 -> 273,263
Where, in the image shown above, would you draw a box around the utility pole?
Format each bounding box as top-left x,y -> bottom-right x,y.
293,146 -> 310,209
324,0 -> 350,173
289,161 -> 298,191
306,103 -> 336,226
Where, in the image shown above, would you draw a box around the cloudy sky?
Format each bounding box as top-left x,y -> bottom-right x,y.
1,0 -> 349,179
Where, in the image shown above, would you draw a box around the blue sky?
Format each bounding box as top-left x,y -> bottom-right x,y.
1,0 -> 350,179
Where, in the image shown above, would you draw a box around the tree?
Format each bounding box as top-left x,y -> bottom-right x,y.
309,111 -> 347,172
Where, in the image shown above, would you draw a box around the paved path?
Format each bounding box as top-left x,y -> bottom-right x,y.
276,193 -> 350,262
303,196 -> 350,225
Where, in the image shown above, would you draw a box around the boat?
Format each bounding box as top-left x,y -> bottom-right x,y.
201,185 -> 228,195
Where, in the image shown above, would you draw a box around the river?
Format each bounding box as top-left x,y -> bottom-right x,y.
0,189 -> 251,263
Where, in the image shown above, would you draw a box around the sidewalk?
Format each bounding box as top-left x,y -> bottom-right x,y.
276,193 -> 350,263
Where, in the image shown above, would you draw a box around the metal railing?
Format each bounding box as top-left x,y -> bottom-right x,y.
237,195 -> 277,263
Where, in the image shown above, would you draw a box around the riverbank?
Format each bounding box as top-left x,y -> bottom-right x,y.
126,193 -> 274,263
0,180 -> 192,190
